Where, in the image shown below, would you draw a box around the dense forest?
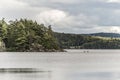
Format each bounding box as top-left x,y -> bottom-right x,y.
0,18 -> 120,51
0,19 -> 62,52
55,32 -> 120,49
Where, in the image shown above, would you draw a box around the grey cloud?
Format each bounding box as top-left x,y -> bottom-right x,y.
1,0 -> 120,33
19,0 -> 120,26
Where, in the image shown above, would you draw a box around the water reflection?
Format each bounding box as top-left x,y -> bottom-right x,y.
0,68 -> 51,73
0,69 -> 120,80
0,68 -> 52,80
67,72 -> 120,80
0,51 -> 120,80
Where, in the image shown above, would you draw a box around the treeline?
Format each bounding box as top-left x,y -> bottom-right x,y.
86,32 -> 120,38
55,32 -> 120,49
1,18 -> 120,51
81,39 -> 120,49
0,19 -> 62,52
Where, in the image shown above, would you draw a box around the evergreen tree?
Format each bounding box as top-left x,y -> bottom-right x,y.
5,19 -> 61,51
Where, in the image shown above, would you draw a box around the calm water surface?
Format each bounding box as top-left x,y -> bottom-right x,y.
0,50 -> 120,80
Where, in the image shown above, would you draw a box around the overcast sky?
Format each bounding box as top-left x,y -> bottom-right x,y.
1,0 -> 120,33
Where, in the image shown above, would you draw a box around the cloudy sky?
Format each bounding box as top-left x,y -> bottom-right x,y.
1,0 -> 120,33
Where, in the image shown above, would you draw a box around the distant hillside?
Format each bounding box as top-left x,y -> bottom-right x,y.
86,32 -> 120,38
54,32 -> 120,49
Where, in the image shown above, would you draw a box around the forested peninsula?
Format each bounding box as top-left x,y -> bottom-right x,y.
0,19 -> 62,52
0,18 -> 120,52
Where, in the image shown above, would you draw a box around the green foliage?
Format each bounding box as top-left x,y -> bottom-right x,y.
55,32 -> 120,49
0,18 -> 8,39
1,18 -> 120,51
0,19 -> 61,52
81,39 -> 120,49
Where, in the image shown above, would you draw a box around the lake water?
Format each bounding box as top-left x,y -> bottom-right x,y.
0,50 -> 120,80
